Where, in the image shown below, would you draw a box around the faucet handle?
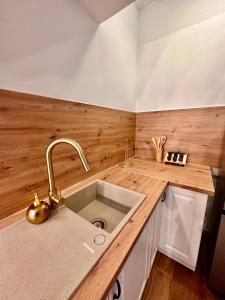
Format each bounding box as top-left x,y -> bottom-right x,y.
57,189 -> 61,199
49,189 -> 65,208
55,189 -> 64,207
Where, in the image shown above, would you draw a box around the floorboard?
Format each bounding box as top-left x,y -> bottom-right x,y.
142,234 -> 224,300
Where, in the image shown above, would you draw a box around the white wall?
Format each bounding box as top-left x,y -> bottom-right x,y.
136,0 -> 225,112
0,0 -> 138,112
2,0 -> 225,113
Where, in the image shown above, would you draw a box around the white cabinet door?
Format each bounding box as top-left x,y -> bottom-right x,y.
122,224 -> 148,300
146,212 -> 155,277
146,199 -> 162,278
152,200 -> 162,263
107,198 -> 162,300
107,272 -> 124,300
107,225 -> 148,300
159,186 -> 208,270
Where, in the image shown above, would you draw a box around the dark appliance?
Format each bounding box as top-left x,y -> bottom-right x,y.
209,136 -> 225,297
209,201 -> 225,296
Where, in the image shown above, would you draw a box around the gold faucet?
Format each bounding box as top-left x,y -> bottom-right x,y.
46,138 -> 90,208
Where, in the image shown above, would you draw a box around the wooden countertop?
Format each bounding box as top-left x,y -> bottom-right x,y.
72,159 -> 214,300
0,158 -> 214,300
129,158 -> 215,196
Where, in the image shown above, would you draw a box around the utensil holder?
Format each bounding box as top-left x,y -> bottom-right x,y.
156,150 -> 163,163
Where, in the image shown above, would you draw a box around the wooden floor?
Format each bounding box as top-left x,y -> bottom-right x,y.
142,234 -> 224,300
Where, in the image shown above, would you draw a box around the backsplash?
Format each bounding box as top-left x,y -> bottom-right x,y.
0,89 -> 135,220
1,89 -> 224,220
135,106 -> 225,168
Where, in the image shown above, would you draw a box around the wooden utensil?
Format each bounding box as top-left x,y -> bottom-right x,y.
156,137 -> 160,151
160,136 -> 167,149
152,136 -> 162,162
161,135 -> 167,145
151,137 -> 158,152
152,135 -> 167,163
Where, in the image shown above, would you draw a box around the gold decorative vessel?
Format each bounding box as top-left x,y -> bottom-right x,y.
26,193 -> 50,224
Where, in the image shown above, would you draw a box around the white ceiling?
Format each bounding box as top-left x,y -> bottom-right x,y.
76,0 -> 134,23
136,0 -> 155,9
76,0 -> 155,23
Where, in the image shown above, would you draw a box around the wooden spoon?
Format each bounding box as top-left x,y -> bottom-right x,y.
161,136 -> 167,148
151,137 -> 158,152
156,137 -> 161,151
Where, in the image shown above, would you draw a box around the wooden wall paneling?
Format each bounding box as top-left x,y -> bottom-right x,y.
0,89 -> 135,220
1,89 -> 224,221
135,107 -> 225,168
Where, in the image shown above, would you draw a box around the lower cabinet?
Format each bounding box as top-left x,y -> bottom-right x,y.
106,273 -> 124,300
106,199 -> 162,300
106,185 -> 208,299
159,186 -> 208,270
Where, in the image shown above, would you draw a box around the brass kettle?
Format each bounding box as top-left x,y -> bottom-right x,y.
26,193 -> 50,224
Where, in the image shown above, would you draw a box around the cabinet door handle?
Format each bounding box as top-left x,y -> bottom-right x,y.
113,279 -> 121,300
161,192 -> 166,202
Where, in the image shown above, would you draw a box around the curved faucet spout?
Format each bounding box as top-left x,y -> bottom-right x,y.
46,138 -> 90,207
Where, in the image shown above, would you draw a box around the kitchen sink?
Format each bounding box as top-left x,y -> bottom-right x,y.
1,180 -> 146,300
64,180 -> 145,233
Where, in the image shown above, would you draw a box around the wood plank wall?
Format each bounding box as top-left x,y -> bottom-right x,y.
0,90 -> 135,220
135,107 -> 225,168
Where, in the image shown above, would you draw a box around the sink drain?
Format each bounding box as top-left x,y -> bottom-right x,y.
91,218 -> 107,229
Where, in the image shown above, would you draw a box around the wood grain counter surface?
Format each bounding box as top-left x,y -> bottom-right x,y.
0,158 -> 214,300
129,158 -> 215,196
72,159 -> 214,299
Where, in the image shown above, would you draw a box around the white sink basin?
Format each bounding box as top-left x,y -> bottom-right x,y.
64,180 -> 145,234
